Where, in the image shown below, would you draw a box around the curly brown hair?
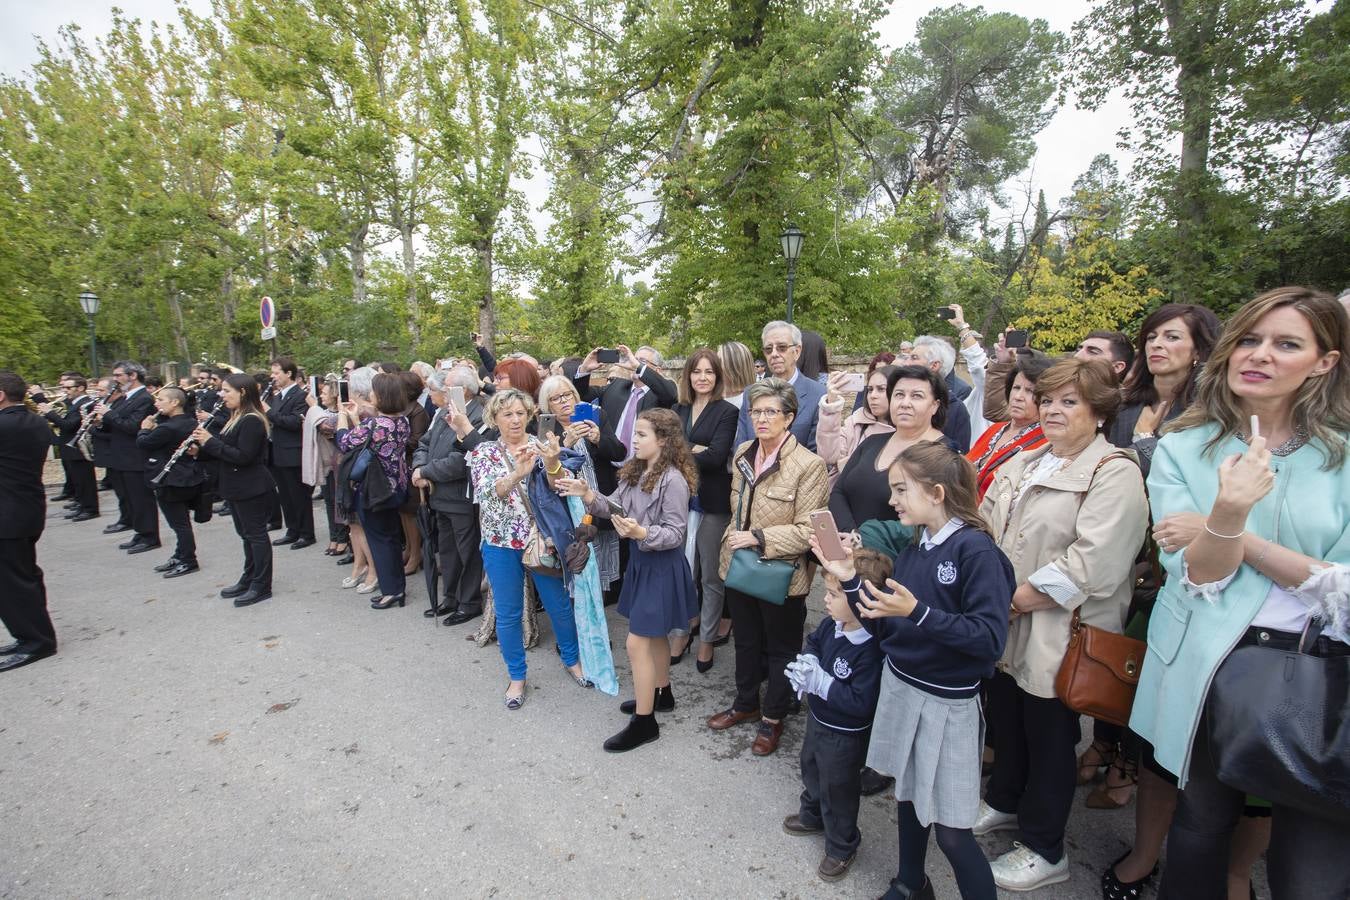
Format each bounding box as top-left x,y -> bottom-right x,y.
618,408 -> 699,494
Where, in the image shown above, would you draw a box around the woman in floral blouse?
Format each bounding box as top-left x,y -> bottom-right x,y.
468,388 -> 589,709
337,372 -> 412,609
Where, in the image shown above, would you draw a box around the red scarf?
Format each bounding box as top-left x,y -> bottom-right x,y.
967,421 -> 1047,500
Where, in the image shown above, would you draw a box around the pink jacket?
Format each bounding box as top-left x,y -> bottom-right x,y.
815,399 -> 894,487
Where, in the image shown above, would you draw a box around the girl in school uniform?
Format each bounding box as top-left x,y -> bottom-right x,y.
811,441 -> 1015,900
553,408 -> 699,753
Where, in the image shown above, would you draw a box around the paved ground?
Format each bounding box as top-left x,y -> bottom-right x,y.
2,491 -> 1268,898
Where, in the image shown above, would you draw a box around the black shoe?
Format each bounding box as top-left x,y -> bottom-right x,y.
443,608 -> 482,626
880,876 -> 935,900
619,685 -> 674,715
118,538 -> 141,550
0,649 -> 56,672
63,501 -> 80,510
371,594 -> 406,609
71,511 -> 99,522
272,535 -> 297,546
696,657 -> 714,674
602,713 -> 659,753
289,537 -> 315,550
126,541 -> 161,555
859,766 -> 895,797
153,557 -> 182,573
670,635 -> 693,666
103,523 -> 132,534
423,607 -> 444,618
163,561 -> 200,578
214,504 -> 230,516
268,521 -> 284,531
233,589 -> 272,607
63,511 -> 82,519
220,581 -> 250,599
0,642 -> 18,655
335,553 -> 355,566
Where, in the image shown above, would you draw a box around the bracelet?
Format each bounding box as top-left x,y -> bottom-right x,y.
546,463 -> 562,475
1133,431 -> 1155,440
1204,522 -> 1244,540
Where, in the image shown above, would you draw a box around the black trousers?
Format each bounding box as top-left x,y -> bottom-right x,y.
725,587 -> 807,720
157,495 -> 197,563
434,509 -> 483,614
229,494 -> 273,592
110,469 -> 159,542
270,465 -> 315,541
108,467 -> 131,526
983,670 -> 1080,863
320,474 -> 349,545
66,458 -> 98,513
0,536 -> 56,655
799,714 -> 870,860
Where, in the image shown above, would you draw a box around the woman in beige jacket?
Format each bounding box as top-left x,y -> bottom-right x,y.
972,358 -> 1149,892
706,377 -> 829,758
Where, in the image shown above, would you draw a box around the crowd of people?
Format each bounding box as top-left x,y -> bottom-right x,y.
2,287 -> 1349,899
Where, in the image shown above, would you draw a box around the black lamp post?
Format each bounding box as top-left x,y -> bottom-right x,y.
78,289 -> 100,375
780,225 -> 804,324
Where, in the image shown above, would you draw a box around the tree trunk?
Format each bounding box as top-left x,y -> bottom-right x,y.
221,271 -> 245,368
349,222 -> 368,305
400,218 -> 419,346
166,288 -> 190,362
475,233 -> 495,353
1163,0 -> 1215,302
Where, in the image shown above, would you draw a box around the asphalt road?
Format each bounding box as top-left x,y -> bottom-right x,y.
1,492 -> 1268,898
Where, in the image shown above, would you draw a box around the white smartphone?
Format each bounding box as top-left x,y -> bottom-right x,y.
841,372 -> 866,392
449,386 -> 467,415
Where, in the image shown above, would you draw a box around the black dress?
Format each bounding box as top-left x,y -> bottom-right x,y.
829,432 -> 960,532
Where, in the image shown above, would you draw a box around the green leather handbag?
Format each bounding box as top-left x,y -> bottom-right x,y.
723,481 -> 795,605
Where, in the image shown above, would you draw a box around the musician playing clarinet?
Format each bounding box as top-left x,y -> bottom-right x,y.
137,387 -> 204,578
96,362 -> 158,552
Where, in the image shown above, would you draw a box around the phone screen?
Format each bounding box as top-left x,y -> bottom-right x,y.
936,307 -> 956,320
538,413 -> 557,434
597,348 -> 620,364
1005,330 -> 1029,349
605,496 -> 625,517
448,386 -> 467,415
308,375 -> 320,396
338,380 -> 350,403
809,510 -> 849,561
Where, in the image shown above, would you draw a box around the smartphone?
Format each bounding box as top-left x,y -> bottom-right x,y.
604,496 -> 625,517
1005,329 -> 1029,349
448,385 -> 467,415
597,348 -> 620,364
308,375 -> 320,396
573,401 -> 600,425
936,307 -> 957,320
538,413 -> 558,435
470,331 -> 480,343
809,510 -> 849,562
338,380 -> 350,403
841,372 -> 866,392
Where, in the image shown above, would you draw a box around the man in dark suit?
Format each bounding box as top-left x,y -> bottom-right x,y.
734,321 -> 827,450
265,357 -> 316,549
43,374 -> 99,521
571,344 -> 678,494
0,371 -> 59,672
96,361 -> 160,552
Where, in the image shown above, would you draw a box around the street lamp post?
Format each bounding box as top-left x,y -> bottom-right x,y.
780,225 -> 804,324
78,289 -> 100,375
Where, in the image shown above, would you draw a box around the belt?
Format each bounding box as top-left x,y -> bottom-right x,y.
1238,625 -> 1350,658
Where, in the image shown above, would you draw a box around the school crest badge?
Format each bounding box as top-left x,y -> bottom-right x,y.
832,657 -> 852,679
936,560 -> 958,585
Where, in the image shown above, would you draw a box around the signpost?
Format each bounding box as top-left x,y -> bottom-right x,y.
260,296 -> 278,356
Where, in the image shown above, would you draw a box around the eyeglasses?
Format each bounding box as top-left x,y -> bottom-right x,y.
749,408 -> 785,419
549,394 -> 574,405
762,343 -> 797,355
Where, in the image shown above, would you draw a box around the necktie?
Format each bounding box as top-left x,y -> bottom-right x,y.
619,387 -> 644,454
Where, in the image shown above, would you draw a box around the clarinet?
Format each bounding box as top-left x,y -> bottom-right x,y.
151,435 -> 200,486
67,386 -> 118,450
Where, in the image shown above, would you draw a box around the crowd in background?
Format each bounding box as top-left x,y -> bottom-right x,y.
3,287 -> 1349,899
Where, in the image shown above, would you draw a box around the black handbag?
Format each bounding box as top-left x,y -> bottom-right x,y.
1207,620 -> 1350,824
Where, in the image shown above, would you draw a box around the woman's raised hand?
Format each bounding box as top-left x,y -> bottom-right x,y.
1216,431 -> 1274,516
512,445 -> 539,478
554,474 -> 588,497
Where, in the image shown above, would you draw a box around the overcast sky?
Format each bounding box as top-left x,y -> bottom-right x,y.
1,0 -> 1134,239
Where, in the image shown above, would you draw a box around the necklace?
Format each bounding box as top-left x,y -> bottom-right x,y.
1239,426 -> 1309,457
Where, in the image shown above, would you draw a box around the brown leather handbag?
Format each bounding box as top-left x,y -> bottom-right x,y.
1054,608 -> 1146,726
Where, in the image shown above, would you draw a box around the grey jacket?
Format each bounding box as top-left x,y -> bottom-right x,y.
412,408 -> 486,514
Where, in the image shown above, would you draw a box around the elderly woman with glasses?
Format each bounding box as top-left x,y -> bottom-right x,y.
706,377 -> 829,757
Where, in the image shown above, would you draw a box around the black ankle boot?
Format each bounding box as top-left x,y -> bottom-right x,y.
602,713 -> 659,753
619,684 -> 675,715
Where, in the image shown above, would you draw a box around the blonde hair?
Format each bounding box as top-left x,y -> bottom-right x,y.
718,341 -> 755,396
486,388 -> 536,424
1169,287 -> 1350,469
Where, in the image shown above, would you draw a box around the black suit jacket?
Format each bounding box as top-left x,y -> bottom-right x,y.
676,399 -> 739,515
136,414 -> 198,487
201,414 -> 274,500
0,405 -> 54,539
266,385 -> 307,467
570,366 -> 678,494
45,395 -> 94,462
98,388 -> 156,471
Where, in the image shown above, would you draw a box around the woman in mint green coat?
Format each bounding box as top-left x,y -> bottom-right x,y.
1130,287 -> 1350,900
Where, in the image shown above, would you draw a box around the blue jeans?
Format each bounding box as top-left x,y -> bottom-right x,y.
482,543 -> 579,680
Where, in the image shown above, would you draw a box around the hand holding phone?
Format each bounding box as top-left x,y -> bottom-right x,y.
448,385 -> 467,415
936,307 -> 957,320
809,510 -> 850,562
538,413 -> 558,435
1005,329 -> 1029,349
338,380 -> 350,403
597,348 -> 621,365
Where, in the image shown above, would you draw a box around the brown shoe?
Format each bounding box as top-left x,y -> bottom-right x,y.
751,719 -> 784,756
707,707 -> 760,731
782,814 -> 823,836
817,851 -> 856,882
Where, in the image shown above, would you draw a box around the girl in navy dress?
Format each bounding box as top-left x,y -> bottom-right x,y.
811,441 -> 1014,900
555,408 -> 699,752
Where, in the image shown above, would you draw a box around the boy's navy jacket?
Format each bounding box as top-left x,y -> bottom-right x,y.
844,521 -> 1014,700
803,617 -> 882,733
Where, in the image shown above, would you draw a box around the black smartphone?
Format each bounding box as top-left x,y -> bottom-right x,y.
1005,330 -> 1029,349
338,380 -> 350,403
936,307 -> 957,320
597,348 -> 620,364
605,496 -> 625,517
470,331 -> 480,343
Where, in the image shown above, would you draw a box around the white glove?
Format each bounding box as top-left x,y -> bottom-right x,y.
785,653 -> 834,700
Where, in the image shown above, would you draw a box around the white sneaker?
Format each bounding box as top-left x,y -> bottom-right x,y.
971,801 -> 1018,836
990,842 -> 1070,891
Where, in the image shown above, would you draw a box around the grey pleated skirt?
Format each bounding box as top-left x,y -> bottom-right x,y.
866,665 -> 984,829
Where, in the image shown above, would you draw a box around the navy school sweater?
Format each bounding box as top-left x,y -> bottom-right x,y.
843,523 -> 1014,700
803,616 -> 883,733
